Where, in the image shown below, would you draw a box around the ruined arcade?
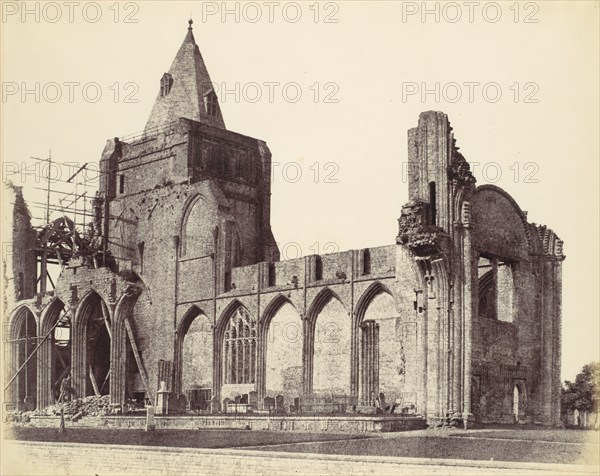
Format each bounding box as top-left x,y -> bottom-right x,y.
3,21 -> 565,428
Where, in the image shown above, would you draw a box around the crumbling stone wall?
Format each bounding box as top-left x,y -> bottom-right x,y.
470,186 -> 563,424
3,183 -> 37,311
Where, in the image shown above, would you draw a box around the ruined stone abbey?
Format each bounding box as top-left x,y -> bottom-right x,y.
4,21 -> 565,427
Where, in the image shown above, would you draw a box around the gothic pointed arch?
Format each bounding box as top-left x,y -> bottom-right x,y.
174,305 -> 214,405
306,287 -> 348,325
258,294 -> 302,401
110,288 -> 142,405
354,281 -> 396,327
306,287 -> 351,395
8,303 -> 38,339
216,300 -> 257,395
260,293 -> 299,328
215,299 -> 247,338
173,304 -> 210,395
178,304 -> 208,336
6,303 -> 38,410
72,290 -> 112,399
37,297 -> 67,409
40,297 -> 65,335
353,282 -> 403,405
179,193 -> 213,258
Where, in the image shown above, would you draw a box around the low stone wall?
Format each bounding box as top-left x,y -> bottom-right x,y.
7,415 -> 105,428
13,416 -> 61,428
100,415 -> 426,433
12,414 -> 426,433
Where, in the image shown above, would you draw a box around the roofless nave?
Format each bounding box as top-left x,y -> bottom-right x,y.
4,20 -> 565,428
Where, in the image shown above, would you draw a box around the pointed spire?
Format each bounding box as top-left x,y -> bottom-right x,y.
144,19 -> 226,131
185,18 -> 194,41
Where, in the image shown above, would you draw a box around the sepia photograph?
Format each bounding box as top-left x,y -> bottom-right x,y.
1,1 -> 598,474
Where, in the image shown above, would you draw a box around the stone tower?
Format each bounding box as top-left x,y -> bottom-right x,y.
94,21 -> 280,400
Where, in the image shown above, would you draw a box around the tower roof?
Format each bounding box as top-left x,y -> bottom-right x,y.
144,19 -> 226,131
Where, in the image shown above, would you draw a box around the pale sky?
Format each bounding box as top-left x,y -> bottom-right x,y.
1,1 -> 598,381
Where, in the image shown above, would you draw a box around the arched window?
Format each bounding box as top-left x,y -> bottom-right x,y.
223,308 -> 256,384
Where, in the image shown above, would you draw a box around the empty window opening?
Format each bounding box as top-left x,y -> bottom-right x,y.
119,175 -> 125,194
478,257 -> 496,320
268,263 -> 276,287
362,249 -> 371,275
86,310 -> 111,396
231,230 -> 241,268
51,306 -> 71,405
496,261 -> 515,322
315,256 -> 323,281
205,91 -> 218,117
429,181 -> 437,226
477,255 -> 515,322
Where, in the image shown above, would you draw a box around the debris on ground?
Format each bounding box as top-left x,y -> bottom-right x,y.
44,395 -> 112,417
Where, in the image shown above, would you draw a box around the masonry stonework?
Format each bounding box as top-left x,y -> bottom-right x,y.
4,22 -> 564,427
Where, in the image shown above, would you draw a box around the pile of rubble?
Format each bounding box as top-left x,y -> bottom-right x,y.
44,395 -> 112,417
5,411 -> 32,424
4,396 -> 117,425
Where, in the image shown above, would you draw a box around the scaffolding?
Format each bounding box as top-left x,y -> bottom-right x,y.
21,152 -> 110,294
3,152 -> 101,408
4,132 -> 169,408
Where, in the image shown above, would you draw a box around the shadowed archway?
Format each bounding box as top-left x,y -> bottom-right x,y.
72,291 -> 111,399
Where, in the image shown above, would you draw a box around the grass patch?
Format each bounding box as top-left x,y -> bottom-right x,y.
6,427 -> 369,449
249,429 -> 599,465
